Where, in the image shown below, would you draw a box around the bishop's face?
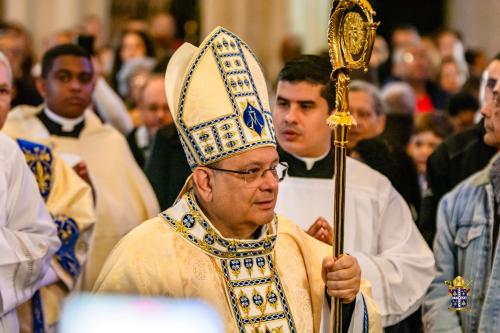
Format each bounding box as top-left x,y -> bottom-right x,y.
202,147 -> 280,238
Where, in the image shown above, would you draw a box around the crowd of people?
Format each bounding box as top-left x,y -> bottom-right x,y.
0,10 -> 499,333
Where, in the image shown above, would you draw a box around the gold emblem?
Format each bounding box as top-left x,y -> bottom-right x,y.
445,276 -> 472,312
343,12 -> 365,55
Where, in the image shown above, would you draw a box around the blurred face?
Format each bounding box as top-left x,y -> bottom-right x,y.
0,62 -> 12,129
37,55 -> 94,119
437,32 -> 460,59
150,14 -> 176,41
348,90 -> 385,149
396,46 -> 432,82
274,81 -> 331,157
370,35 -> 389,67
440,61 -> 465,94
139,77 -> 172,135
0,32 -> 24,76
407,131 -> 443,175
391,29 -> 420,49
203,147 -> 280,236
120,33 -> 147,61
481,60 -> 500,147
127,69 -> 149,103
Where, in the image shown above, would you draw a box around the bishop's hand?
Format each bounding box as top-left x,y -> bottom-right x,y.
322,254 -> 361,304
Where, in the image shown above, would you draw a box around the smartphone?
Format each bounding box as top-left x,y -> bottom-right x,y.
76,34 -> 95,55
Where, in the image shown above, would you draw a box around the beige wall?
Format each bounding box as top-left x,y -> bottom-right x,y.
4,0 -> 109,57
447,0 -> 500,58
3,0 -> 499,70
200,0 -> 289,84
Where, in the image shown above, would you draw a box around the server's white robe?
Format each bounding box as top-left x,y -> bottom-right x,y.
0,133 -> 60,333
275,157 -> 435,327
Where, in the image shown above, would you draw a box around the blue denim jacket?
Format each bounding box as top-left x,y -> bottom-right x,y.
423,156 -> 500,333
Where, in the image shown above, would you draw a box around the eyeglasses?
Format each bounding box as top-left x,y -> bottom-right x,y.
206,162 -> 288,187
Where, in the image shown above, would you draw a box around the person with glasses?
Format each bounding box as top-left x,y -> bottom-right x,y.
126,74 -> 173,168
94,27 -> 381,333
273,55 -> 434,331
419,55 -> 500,247
423,59 -> 500,333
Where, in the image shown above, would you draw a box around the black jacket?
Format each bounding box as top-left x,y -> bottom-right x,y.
145,124 -> 191,210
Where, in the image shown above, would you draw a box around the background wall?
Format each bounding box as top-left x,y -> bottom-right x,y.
447,0 -> 500,58
2,0 -> 499,75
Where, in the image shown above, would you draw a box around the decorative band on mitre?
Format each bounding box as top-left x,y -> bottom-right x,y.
172,27 -> 276,169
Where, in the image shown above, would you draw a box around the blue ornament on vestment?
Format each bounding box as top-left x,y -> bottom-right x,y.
16,139 -> 53,201
54,215 -> 81,278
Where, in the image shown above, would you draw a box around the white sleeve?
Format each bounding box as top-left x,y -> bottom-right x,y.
320,289 -> 381,333
351,182 -> 435,327
92,77 -> 133,135
0,135 -> 60,315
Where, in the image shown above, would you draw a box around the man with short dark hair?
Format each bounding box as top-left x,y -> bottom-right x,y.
3,44 -> 159,290
274,54 -> 434,330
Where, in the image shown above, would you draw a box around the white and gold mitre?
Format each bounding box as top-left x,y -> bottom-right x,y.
165,26 -> 276,169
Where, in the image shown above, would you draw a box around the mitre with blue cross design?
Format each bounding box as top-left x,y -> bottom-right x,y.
165,26 -> 276,169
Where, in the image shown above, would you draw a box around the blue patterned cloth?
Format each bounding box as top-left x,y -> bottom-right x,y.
53,215 -> 81,278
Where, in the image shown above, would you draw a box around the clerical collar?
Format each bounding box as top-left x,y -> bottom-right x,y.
44,107 -> 85,132
292,149 -> 330,171
135,125 -> 151,150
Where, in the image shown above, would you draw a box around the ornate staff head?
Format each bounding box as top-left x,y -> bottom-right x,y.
327,0 -> 379,127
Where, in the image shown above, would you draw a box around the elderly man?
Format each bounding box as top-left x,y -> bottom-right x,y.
3,44 -> 159,290
94,27 -> 381,332
127,74 -> 173,167
0,52 -> 60,333
422,65 -> 500,333
273,55 -> 434,330
347,80 -> 387,151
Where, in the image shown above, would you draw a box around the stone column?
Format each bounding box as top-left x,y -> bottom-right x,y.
4,0 -> 33,27
3,0 -> 112,57
289,0 -> 330,54
200,0 -> 288,84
